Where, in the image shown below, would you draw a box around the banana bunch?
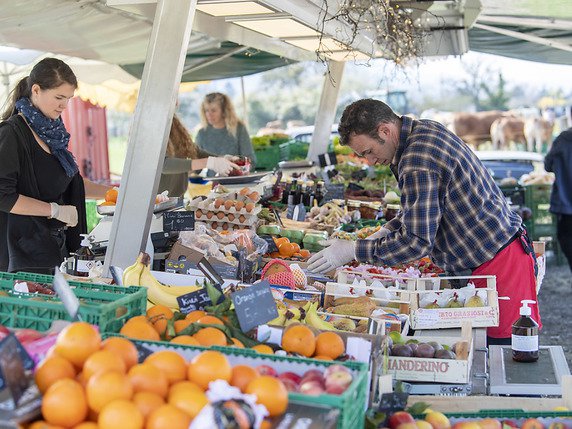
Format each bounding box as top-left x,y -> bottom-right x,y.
122,252 -> 202,311
268,301 -> 338,331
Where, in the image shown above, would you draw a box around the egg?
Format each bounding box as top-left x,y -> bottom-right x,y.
247,191 -> 259,202
233,224 -> 240,230
224,200 -> 234,210
216,211 -> 225,220
196,209 -> 203,218
222,223 -> 229,230
239,187 -> 250,196
214,198 -> 224,209
227,213 -> 235,221
245,203 -> 255,213
206,211 -> 214,219
239,214 -> 246,223
211,221 -> 218,229
234,201 -> 244,212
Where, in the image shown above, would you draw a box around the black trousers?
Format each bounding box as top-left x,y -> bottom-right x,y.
557,214 -> 572,272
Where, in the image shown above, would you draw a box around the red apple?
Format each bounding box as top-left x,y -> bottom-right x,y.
388,411 -> 415,429
452,422 -> 481,429
279,378 -> 299,392
548,423 -> 568,429
425,411 -> 451,429
299,380 -> 325,396
396,424 -> 418,429
477,418 -> 502,429
324,364 -> 351,379
324,369 -> 353,394
502,421 -> 519,429
415,421 -> 433,429
256,365 -> 278,377
279,372 -> 302,386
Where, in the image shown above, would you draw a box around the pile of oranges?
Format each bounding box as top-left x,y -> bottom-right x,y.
281,324 -> 346,360
99,188 -> 118,207
30,321 -> 288,429
267,237 -> 311,260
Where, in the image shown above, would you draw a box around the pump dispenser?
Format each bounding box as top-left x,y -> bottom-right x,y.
511,299 -> 539,362
73,234 -> 95,277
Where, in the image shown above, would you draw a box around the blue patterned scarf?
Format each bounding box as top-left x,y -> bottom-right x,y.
15,97 -> 78,177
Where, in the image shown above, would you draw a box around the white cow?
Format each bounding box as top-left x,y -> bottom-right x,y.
524,117 -> 554,153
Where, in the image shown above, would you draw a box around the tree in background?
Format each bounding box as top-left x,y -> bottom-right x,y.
454,61 -> 511,111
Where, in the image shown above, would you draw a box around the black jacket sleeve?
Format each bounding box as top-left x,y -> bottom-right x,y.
0,123 -> 22,212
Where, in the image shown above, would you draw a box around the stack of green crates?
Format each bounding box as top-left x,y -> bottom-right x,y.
0,272 -> 146,332
523,184 -> 555,240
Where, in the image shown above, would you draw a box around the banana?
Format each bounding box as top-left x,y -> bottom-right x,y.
284,318 -> 300,327
122,255 -> 144,287
139,264 -> 180,311
160,283 -> 203,297
268,308 -> 287,326
287,307 -> 302,321
305,302 -> 338,331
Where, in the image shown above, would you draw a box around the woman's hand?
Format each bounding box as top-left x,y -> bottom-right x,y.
206,156 -> 239,176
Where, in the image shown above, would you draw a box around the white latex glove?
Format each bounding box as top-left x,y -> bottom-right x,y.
206,156 -> 239,176
366,226 -> 391,240
49,203 -> 78,227
307,239 -> 356,274
223,154 -> 240,161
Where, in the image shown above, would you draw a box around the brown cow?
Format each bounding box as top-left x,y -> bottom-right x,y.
490,117 -> 526,150
524,117 -> 554,153
450,110 -> 509,148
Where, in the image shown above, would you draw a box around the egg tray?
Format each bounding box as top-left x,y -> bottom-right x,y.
188,197 -> 261,219
196,220 -> 258,232
194,210 -> 258,227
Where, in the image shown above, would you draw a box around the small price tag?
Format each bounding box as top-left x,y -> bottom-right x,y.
163,211 -> 195,232
181,248 -> 225,286
165,259 -> 238,280
286,203 -> 306,221
259,235 -> 279,254
231,281 -> 278,332
414,308 -> 439,328
323,184 -> 345,202
53,268 -> 80,320
176,283 -> 223,314
0,334 -> 33,406
318,152 -> 338,167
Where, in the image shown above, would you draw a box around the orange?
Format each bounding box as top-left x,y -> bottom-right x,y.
230,365 -> 260,392
147,305 -> 174,337
72,423 -> 98,429
98,399 -> 144,429
231,338 -> 244,348
193,327 -> 228,347
168,380 -> 202,397
146,404 -> 192,429
314,331 -> 345,360
196,315 -> 224,325
101,337 -> 139,370
76,371 -> 89,389
104,188 -> 118,203
252,344 -> 274,354
82,350 -> 126,380
245,376 -> 288,417
168,382 -> 208,419
54,322 -> 101,369
299,249 -> 311,258
274,237 -> 289,247
128,363 -> 169,398
86,370 -> 133,413
145,351 -> 187,385
187,350 -> 232,390
313,355 -> 333,360
291,243 -> 301,253
99,201 -> 115,206
132,392 -> 165,420
278,242 -> 295,258
120,318 -> 160,341
184,310 -> 206,322
281,325 -> 316,357
173,319 -> 192,334
34,355 -> 76,394
169,335 -> 200,346
42,379 -> 88,427
29,421 -> 65,429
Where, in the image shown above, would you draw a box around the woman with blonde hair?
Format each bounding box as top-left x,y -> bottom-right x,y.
196,92 -> 255,165
159,114 -> 238,197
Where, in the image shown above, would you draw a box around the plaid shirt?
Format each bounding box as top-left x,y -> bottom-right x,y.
356,116 -> 522,272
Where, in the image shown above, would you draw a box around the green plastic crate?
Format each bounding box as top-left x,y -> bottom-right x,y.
104,333 -> 368,429
431,409 -> 572,419
523,184 -> 556,240
0,272 -> 147,332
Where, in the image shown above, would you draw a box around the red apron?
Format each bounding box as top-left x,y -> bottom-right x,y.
472,236 -> 541,339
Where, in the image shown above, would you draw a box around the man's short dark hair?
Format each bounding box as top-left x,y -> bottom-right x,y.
338,99 -> 399,146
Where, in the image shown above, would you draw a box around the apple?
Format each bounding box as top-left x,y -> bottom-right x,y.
279,372 -> 302,386
396,424 -> 418,429
548,423 -> 568,429
477,418 -> 502,429
279,378 -> 299,392
324,364 -> 351,379
324,369 -> 353,394
452,422 -> 481,429
302,369 -> 324,380
388,411 -> 415,429
299,380 -> 325,395
256,365 -> 278,377
415,421 -> 434,429
521,419 -> 544,429
425,411 -> 451,429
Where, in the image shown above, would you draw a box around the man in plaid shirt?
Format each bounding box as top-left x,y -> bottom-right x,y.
308,99 -> 541,342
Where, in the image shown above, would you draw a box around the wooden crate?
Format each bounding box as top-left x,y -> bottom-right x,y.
409,275 -> 499,330
386,324 -> 473,384
336,269 -> 441,291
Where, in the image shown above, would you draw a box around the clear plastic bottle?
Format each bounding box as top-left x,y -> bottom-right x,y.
511,299 -> 539,362
73,234 -> 95,277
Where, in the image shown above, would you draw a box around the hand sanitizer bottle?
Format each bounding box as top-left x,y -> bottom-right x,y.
73,234 -> 95,277
511,299 -> 539,362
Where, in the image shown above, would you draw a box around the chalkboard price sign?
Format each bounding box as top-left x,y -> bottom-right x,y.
176,283 -> 224,314
0,334 -> 32,406
231,281 -> 278,332
318,152 -> 338,168
324,184 -> 345,202
163,211 -> 195,232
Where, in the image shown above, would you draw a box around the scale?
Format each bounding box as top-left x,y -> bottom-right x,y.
489,345 -> 570,396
